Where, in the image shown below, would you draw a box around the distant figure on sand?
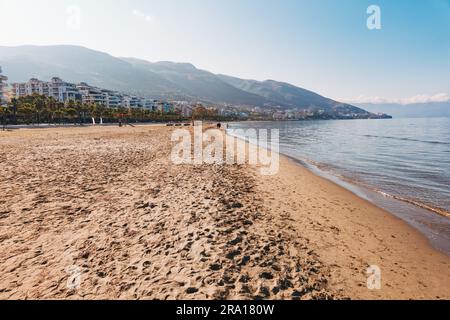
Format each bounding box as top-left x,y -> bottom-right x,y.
217,123 -> 222,129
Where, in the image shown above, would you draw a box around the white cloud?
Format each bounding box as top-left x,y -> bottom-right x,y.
343,93 -> 450,105
132,9 -> 153,22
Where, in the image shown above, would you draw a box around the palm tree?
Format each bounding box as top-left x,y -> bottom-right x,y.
66,100 -> 77,124
75,100 -> 84,125
20,103 -> 36,125
64,107 -> 77,124
0,105 -> 10,130
10,98 -> 18,125
45,97 -> 57,124
55,102 -> 65,124
96,103 -> 106,125
54,109 -> 64,125
34,95 -> 46,125
87,103 -> 97,125
130,107 -> 140,123
80,101 -> 90,124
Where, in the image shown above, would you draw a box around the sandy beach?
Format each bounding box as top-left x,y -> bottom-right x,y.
0,125 -> 449,300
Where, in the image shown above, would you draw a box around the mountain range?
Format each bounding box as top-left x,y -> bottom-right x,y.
0,45 -> 374,116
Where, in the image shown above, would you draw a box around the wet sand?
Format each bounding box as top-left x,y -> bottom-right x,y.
0,125 -> 448,299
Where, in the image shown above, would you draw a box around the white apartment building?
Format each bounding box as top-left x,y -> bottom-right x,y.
141,99 -> 157,110
122,95 -> 142,108
12,77 -> 80,103
102,89 -> 123,108
29,78 -> 50,96
11,83 -> 26,97
0,66 -> 8,105
49,77 -> 80,102
77,83 -> 107,105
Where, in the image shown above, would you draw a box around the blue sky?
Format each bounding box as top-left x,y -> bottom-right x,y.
1,0 -> 449,103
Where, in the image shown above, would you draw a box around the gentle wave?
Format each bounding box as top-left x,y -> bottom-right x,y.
296,154 -> 450,219
363,134 -> 450,146
381,192 -> 450,219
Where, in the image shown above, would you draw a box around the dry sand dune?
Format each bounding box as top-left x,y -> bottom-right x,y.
0,125 -> 448,300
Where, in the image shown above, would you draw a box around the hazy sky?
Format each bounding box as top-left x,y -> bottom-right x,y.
1,0 -> 449,103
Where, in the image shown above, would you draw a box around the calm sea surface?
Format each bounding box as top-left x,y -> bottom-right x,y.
230,118 -> 450,254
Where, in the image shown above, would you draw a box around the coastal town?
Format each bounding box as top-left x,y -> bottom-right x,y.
5,74 -> 193,118
0,66 -> 391,125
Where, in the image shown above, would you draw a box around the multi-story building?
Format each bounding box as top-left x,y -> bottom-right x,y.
11,83 -> 26,98
0,66 -> 8,105
122,95 -> 142,108
12,78 -> 48,98
12,77 -> 80,103
49,77 -> 80,102
10,77 -> 176,114
155,101 -> 174,113
140,99 -> 157,110
77,83 -> 106,105
102,89 -> 123,108
78,85 -> 127,108
26,78 -> 50,96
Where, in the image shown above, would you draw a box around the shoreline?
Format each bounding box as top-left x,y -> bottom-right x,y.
298,154 -> 450,220
226,129 -> 450,256
284,154 -> 450,256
